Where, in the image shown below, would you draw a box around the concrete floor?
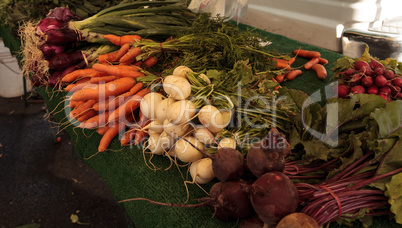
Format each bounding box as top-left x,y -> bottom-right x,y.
0,95 -> 132,227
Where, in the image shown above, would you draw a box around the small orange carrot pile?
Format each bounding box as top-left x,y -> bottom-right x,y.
293,48 -> 328,80
61,55 -> 155,153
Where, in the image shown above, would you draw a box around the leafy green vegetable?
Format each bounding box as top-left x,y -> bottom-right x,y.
385,172 -> 402,224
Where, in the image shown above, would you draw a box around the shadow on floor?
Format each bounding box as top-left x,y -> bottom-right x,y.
0,95 -> 132,227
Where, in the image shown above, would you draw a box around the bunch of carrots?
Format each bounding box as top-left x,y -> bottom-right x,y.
273,48 -> 328,85
60,34 -> 159,153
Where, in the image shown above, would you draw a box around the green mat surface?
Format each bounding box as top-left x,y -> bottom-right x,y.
1,24 -> 400,228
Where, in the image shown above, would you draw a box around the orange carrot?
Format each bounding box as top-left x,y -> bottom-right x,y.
288,57 -> 296,66
293,49 -> 321,58
119,47 -> 142,63
92,63 -> 144,78
133,61 -> 143,66
304,58 -> 320,70
83,111 -> 111,129
98,122 -> 125,152
98,50 -> 119,63
103,34 -> 141,46
120,128 -> 136,146
108,88 -> 150,122
134,129 -> 148,145
113,43 -> 131,62
274,58 -> 291,69
69,100 -> 84,109
89,75 -> 116,84
89,70 -> 108,78
76,109 -> 97,123
69,99 -> 97,119
318,58 -> 329,65
286,70 -> 302,81
142,56 -> 158,68
275,74 -> 285,83
312,64 -> 327,80
119,58 -> 137,65
75,77 -> 91,84
70,77 -> 136,101
94,82 -> 143,112
62,68 -> 95,83
97,124 -> 110,135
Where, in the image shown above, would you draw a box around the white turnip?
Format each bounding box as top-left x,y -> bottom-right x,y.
174,136 -> 204,163
166,99 -> 197,124
163,75 -> 192,100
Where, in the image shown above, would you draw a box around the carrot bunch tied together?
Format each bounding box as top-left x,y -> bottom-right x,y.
61,49 -> 157,153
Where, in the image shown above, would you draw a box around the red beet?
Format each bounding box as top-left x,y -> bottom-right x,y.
209,180 -> 254,221
212,148 -> 245,182
250,172 -> 298,226
350,85 -> 365,94
246,128 -> 290,178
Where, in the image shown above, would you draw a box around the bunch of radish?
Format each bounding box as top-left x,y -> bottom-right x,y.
335,58 -> 402,101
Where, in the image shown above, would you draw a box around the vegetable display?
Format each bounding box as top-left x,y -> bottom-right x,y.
11,2 -> 402,228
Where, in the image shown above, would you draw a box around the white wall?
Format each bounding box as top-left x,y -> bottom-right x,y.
239,0 -> 402,52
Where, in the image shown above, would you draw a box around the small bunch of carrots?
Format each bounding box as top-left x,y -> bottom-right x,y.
272,48 -> 328,85
59,34 -> 161,153
98,34 -> 159,68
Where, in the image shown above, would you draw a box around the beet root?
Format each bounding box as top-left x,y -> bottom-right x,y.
246,128 -> 290,177
212,147 -> 245,182
250,172 -> 298,226
208,180 -> 254,222
276,213 -> 319,228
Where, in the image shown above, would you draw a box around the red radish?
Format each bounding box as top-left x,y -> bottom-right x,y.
361,76 -> 373,87
374,75 -> 389,87
370,58 -> 386,71
379,94 -> 390,101
359,65 -> 373,76
384,70 -> 395,80
335,84 -> 350,98
366,85 -> 379,95
391,86 -> 401,97
349,74 -> 362,83
354,60 -> 370,71
392,78 -> 402,87
350,85 -> 365,94
379,86 -> 391,95
373,68 -> 384,76
343,68 -> 357,76
250,172 -> 298,225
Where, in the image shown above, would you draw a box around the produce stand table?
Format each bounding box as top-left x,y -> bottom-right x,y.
1,24 -> 400,228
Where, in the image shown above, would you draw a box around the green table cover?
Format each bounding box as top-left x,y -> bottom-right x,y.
1,23 -> 400,228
